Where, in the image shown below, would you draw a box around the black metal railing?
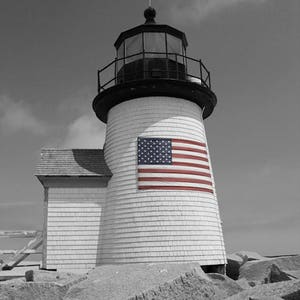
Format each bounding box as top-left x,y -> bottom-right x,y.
97,51 -> 211,93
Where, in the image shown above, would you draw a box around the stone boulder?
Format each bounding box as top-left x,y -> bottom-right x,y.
266,265 -> 293,284
226,253 -> 246,280
284,270 -> 300,280
235,278 -> 252,289
130,272 -> 225,300
64,262 -> 220,300
0,281 -> 68,300
235,251 -> 266,262
0,269 -> 88,300
226,251 -> 267,280
132,272 -> 245,300
226,251 -> 265,280
239,263 -> 292,285
25,269 -> 87,288
239,258 -> 298,285
247,297 -> 283,300
267,255 -> 300,271
225,279 -> 300,299
207,273 -> 243,298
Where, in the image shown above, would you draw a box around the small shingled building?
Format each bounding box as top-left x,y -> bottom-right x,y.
36,149 -> 111,272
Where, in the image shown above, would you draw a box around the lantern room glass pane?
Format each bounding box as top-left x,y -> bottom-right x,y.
167,34 -> 183,63
117,42 -> 124,58
144,32 -> 166,58
125,34 -> 143,63
117,42 -> 125,72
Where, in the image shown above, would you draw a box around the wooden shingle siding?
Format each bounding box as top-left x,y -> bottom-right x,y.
43,178 -> 107,271
102,96 -> 226,265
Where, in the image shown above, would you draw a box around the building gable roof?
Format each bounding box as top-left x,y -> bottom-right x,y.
36,149 -> 111,177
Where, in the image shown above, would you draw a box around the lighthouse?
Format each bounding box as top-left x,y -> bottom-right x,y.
93,7 -> 226,272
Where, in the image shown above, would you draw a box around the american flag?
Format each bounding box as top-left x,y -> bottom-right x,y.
137,137 -> 214,194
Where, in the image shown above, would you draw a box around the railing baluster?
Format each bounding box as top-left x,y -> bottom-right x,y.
175,54 -> 178,80
143,50 -> 146,79
165,55 -> 169,79
97,71 -> 100,93
185,55 -> 188,77
114,58 -> 117,85
199,59 -> 203,83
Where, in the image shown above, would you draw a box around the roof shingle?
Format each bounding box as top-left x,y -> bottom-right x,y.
36,149 -> 112,177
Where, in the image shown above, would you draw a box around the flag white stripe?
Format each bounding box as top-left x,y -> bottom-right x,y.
173,157 -> 210,165
172,142 -> 207,151
172,149 -> 208,158
138,181 -> 213,189
137,164 -> 210,173
138,172 -> 212,181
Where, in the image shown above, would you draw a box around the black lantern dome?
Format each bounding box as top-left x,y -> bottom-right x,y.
93,8 -> 217,122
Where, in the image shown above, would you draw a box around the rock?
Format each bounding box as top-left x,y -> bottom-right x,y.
0,282 -> 68,300
226,256 -> 243,280
226,257 -> 244,280
284,270 -> 300,279
268,255 -> 300,271
225,279 -> 300,300
130,272 -> 225,300
267,265 -> 292,283
236,278 -> 252,289
64,262 -> 215,300
235,251 -> 266,262
226,251 -> 261,280
240,261 -> 295,285
25,269 -> 87,288
0,277 -> 26,284
248,297 -> 283,300
227,253 -> 244,264
207,273 -> 243,297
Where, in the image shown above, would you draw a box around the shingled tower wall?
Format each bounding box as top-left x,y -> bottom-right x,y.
99,97 -> 226,267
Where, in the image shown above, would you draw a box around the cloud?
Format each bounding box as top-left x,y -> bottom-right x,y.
57,86 -> 94,118
59,113 -> 106,148
50,87 -> 106,149
169,0 -> 266,24
0,95 -> 47,135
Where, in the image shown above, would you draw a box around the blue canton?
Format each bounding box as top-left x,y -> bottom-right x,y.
138,137 -> 172,165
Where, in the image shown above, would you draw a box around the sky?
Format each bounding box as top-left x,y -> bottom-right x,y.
0,0 -> 299,256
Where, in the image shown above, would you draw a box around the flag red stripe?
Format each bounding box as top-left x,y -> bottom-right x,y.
172,146 -> 207,155
173,153 -> 209,162
172,138 -> 206,147
139,186 -> 214,193
138,177 -> 213,185
138,169 -> 211,177
173,162 -> 210,169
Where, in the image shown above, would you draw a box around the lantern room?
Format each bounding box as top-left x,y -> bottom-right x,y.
93,7 -> 217,123
114,7 -> 188,82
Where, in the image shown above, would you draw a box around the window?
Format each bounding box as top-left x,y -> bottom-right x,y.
144,32 -> 166,58
116,42 -> 125,72
167,34 -> 183,62
125,34 -> 143,63
117,42 -> 124,59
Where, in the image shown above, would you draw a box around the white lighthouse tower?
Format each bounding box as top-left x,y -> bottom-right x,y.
93,7 -> 226,272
